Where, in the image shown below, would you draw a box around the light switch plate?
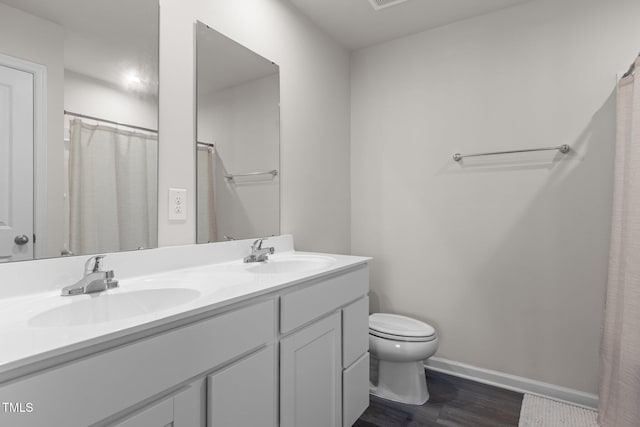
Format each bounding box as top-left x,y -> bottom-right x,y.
169,188 -> 187,221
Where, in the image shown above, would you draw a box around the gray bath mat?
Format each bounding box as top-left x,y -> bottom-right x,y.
519,394 -> 598,427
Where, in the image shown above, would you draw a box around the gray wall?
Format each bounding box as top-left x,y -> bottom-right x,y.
158,0 -> 351,254
351,0 -> 640,393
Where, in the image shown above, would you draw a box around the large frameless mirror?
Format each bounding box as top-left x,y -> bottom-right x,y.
196,22 -> 280,243
0,0 -> 159,262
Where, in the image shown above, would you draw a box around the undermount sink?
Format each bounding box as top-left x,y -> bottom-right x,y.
244,254 -> 336,274
28,288 -> 201,327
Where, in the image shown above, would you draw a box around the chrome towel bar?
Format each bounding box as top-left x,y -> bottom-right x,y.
225,169 -> 278,181
453,144 -> 570,162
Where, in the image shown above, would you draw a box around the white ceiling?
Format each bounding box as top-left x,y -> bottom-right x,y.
0,0 -> 158,92
288,0 -> 534,50
0,0 -> 534,90
0,0 -> 156,47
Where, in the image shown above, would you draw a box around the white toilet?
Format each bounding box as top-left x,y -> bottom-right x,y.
368,313 -> 439,405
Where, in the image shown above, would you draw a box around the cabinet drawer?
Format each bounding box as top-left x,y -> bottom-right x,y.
0,298 -> 276,427
342,297 -> 369,368
343,352 -> 370,427
280,266 -> 368,334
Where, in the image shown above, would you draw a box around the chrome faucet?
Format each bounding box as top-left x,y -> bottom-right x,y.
243,238 -> 275,263
61,255 -> 119,296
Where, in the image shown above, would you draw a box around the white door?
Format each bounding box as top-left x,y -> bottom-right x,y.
0,65 -> 34,262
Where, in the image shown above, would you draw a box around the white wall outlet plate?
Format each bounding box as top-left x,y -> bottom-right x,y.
169,188 -> 187,221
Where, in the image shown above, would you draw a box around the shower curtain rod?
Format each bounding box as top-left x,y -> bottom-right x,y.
197,141 -> 215,148
64,110 -> 158,134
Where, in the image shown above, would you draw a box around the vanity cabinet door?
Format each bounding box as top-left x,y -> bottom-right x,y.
343,352 -> 370,427
342,296 -> 370,426
207,345 -> 276,427
110,397 -> 173,427
280,313 -> 342,427
174,381 -> 206,427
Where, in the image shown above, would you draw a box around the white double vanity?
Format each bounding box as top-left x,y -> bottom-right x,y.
0,235 -> 370,427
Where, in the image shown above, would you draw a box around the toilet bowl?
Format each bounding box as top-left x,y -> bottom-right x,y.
369,313 -> 438,405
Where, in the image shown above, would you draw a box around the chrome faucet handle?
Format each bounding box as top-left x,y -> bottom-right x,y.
252,238 -> 266,250
84,255 -> 107,275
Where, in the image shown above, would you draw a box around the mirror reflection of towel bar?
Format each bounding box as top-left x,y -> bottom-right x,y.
224,169 -> 278,181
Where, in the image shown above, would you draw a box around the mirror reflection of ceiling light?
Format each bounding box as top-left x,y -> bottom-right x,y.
127,73 -> 141,84
124,71 -> 144,91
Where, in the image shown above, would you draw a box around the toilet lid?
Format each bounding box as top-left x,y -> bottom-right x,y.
369,313 -> 436,338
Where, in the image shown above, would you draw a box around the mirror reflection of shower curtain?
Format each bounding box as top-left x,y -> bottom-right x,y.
207,148 -> 217,242
68,119 -> 158,255
196,146 -> 218,243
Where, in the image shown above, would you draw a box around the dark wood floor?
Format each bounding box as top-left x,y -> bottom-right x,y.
355,369 -> 523,427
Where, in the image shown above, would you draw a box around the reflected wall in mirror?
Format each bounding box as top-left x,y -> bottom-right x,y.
0,0 -> 159,262
196,22 -> 280,243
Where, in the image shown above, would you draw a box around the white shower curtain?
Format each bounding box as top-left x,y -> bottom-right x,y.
68,119 -> 158,255
196,146 -> 218,243
598,56 -> 640,427
207,148 -> 218,242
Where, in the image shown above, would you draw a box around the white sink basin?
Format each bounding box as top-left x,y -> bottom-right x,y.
244,255 -> 336,274
28,288 -> 201,327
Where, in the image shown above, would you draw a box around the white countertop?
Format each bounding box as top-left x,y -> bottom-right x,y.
0,247 -> 368,382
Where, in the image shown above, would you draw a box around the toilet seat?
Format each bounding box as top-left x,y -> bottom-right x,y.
369,313 -> 436,342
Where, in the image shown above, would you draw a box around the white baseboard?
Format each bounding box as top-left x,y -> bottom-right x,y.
424,356 -> 598,410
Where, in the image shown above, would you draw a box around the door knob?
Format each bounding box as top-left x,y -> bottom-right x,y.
14,235 -> 29,245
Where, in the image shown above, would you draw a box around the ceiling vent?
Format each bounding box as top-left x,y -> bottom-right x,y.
368,0 -> 410,11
